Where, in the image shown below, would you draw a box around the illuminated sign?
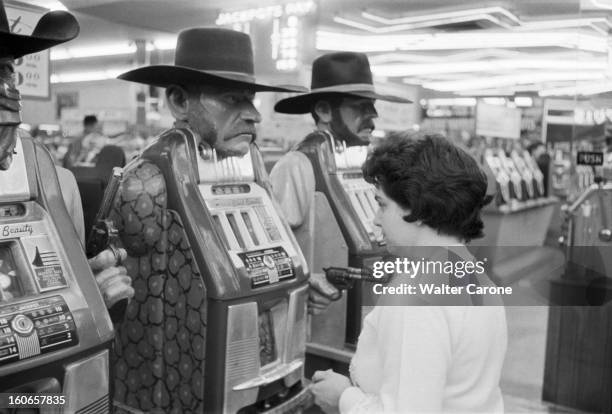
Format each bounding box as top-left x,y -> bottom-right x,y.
216,1 -> 316,25
577,151 -> 604,166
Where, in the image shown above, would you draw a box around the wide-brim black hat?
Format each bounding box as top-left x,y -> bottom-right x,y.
274,52 -> 412,114
0,0 -> 79,59
119,28 -> 305,93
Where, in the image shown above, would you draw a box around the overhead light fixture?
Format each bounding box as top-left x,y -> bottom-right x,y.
371,59 -> 606,77
150,37 -> 177,51
51,67 -> 132,83
333,14 -> 514,33
360,6 -> 521,26
51,43 -> 137,60
482,97 -> 507,106
35,0 -> 67,11
539,81 -> 612,96
316,31 -> 607,53
425,98 -> 477,107
514,97 -> 534,107
589,0 -> 612,10
423,71 -> 605,92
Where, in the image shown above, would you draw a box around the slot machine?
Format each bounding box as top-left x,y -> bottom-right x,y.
484,149 -> 513,207
0,137 -> 114,413
522,151 -> 546,198
510,151 -> 536,200
296,132 -> 386,349
109,128 -> 311,413
497,150 -> 526,201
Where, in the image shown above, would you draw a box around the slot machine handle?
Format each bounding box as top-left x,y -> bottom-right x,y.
86,168 -> 131,324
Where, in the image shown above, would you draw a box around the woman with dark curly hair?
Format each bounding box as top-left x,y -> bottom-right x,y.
311,133 -> 507,413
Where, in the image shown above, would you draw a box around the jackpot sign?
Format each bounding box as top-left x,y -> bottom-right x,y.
5,1 -> 50,99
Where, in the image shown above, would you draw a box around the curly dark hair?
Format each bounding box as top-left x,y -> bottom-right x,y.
363,132 -> 492,242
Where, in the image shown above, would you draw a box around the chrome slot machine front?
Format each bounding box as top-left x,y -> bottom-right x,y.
333,142 -> 384,246
0,138 -> 113,414
197,147 -> 311,413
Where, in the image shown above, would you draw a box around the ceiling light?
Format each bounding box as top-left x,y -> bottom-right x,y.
482,97 -> 507,106
424,71 -> 605,92
51,67 -> 132,83
360,6 -> 521,26
34,0 -> 67,11
539,81 -> 612,96
514,97 -> 534,107
51,43 -> 136,60
371,59 -> 606,77
316,31 -> 607,53
334,14 -> 513,33
425,98 -> 477,107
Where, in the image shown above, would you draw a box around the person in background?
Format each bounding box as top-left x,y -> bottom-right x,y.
63,114 -> 109,167
270,52 -> 412,312
310,133 -> 507,413
0,0 -> 132,310
528,141 -> 550,196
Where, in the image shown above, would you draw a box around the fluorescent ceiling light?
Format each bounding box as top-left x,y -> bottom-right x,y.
151,37 -> 177,51
51,67 -> 132,83
51,43 -> 136,60
590,0 -> 612,10
425,98 -> 477,106
539,81 -> 612,96
371,59 -> 606,77
482,97 -> 507,105
334,14 -> 514,33
424,71 -> 606,92
316,31 -> 607,53
514,97 -> 534,107
34,0 -> 67,11
360,6 -> 521,26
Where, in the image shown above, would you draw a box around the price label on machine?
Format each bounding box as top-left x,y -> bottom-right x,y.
577,151 -> 604,166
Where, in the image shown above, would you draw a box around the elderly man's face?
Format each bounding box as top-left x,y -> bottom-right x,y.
187,85 -> 261,157
330,97 -> 377,145
0,58 -> 20,170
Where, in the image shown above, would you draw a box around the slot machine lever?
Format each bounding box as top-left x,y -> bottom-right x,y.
86,167 -> 127,323
323,266 -> 389,300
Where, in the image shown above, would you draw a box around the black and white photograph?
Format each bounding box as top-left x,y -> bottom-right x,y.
0,0 -> 611,413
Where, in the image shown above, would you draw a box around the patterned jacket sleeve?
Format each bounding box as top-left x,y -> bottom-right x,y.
269,151 -> 316,229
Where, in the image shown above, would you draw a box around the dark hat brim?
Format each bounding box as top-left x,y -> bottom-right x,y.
118,65 -> 306,93
274,89 -> 412,114
1,11 -> 79,59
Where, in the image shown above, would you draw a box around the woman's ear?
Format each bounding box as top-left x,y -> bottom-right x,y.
166,85 -> 190,121
313,100 -> 333,124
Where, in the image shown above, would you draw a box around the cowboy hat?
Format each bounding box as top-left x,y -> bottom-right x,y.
118,28 -> 305,93
274,52 -> 412,114
0,0 -> 79,59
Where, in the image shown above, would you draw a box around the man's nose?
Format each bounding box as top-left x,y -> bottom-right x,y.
242,103 -> 262,123
364,103 -> 378,119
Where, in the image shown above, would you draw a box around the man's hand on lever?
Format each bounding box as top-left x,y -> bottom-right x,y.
88,247 -> 134,311
308,272 -> 341,315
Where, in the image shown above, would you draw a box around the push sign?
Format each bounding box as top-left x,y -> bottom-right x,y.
577,151 -> 604,166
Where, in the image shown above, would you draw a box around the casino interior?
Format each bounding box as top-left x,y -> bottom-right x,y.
0,0 -> 611,413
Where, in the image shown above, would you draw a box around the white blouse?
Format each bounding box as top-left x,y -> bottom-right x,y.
339,306 -> 507,413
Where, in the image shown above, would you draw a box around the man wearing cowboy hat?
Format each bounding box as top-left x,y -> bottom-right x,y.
0,0 -> 133,310
269,52 -> 412,311
117,27 -> 337,311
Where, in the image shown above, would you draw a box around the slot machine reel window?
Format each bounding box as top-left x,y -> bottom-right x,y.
0,243 -> 26,303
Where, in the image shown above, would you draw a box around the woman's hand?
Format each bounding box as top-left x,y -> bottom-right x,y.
88,248 -> 134,309
308,273 -> 340,315
311,369 -> 351,413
